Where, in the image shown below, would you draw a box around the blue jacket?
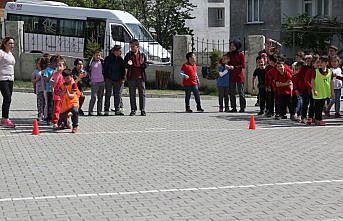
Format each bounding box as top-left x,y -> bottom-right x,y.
216,66 -> 230,87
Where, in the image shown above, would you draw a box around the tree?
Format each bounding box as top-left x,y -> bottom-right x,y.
282,13 -> 342,53
148,0 -> 195,49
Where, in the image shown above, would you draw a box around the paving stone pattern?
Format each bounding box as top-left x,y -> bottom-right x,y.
0,92 -> 342,221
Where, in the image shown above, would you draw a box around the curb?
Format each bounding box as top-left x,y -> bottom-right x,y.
13,88 -> 217,100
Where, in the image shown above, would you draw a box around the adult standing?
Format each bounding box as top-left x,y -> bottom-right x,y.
124,39 -> 148,116
0,37 -> 16,128
227,39 -> 246,112
103,45 -> 126,116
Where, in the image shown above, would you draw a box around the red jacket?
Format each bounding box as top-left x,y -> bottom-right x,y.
181,63 -> 198,86
228,52 -> 245,83
304,68 -> 315,94
293,65 -> 311,94
275,69 -> 293,95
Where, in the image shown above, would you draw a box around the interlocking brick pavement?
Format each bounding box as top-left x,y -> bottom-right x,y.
0,92 -> 343,220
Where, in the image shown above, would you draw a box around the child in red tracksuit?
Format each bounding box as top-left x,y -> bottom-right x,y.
265,54 -> 278,117
51,56 -> 66,129
303,56 -> 320,125
275,59 -> 293,120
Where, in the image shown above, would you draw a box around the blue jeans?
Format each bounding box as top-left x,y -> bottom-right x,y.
184,85 -> 201,109
328,89 -> 342,114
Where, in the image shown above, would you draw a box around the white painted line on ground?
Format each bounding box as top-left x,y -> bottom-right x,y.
0,179 -> 342,203
159,189 -> 179,192
12,197 -> 34,201
56,194 -> 77,199
139,190 -> 159,194
98,192 -> 118,196
34,196 -> 56,200
118,191 -> 139,195
77,193 -> 98,197
198,187 -> 218,190
1,125 -> 343,138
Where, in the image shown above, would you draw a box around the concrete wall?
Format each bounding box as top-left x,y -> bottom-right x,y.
230,0 -> 282,43
246,35 -> 265,95
186,0 -> 230,45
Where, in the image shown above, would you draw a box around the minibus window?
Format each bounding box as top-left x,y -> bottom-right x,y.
111,25 -> 131,43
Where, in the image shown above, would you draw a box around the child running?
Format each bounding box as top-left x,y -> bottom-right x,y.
252,56 -> 266,115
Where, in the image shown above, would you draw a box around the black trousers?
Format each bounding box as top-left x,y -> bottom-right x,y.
0,80 -> 13,119
301,93 -> 314,119
218,86 -> 229,109
266,91 -> 275,114
258,87 -> 266,112
314,99 -> 326,121
279,94 -> 292,117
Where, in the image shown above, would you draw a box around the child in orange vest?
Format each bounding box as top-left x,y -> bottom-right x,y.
59,70 -> 81,133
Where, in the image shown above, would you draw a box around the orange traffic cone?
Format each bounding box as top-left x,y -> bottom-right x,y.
249,115 -> 256,130
32,119 -> 40,135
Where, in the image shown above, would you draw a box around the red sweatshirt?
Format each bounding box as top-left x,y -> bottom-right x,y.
275,69 -> 293,95
228,52 -> 245,83
265,65 -> 278,92
293,65 -> 311,94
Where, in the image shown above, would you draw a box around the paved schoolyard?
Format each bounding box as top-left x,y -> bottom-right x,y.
0,92 -> 343,221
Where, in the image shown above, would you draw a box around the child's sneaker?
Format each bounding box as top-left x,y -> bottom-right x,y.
324,110 -> 330,117
1,119 -> 16,128
53,123 -> 59,130
71,127 -> 78,133
219,107 -> 224,112
300,118 -> 307,124
334,113 -> 341,118
315,120 -> 326,126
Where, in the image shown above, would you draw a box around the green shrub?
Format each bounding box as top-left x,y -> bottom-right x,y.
207,50 -> 222,80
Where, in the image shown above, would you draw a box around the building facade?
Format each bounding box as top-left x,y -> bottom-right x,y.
230,0 -> 343,54
186,0 -> 230,48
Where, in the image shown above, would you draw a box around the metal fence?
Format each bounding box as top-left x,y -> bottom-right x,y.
191,37 -> 246,66
22,32 -> 172,64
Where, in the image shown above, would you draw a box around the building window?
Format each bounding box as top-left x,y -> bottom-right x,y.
247,0 -> 262,23
317,0 -> 330,17
303,0 -> 331,17
208,8 -> 225,27
304,0 -> 313,16
208,0 -> 224,2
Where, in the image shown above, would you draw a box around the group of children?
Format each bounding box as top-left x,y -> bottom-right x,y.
31,54 -> 83,133
31,39 -> 149,133
251,45 -> 342,126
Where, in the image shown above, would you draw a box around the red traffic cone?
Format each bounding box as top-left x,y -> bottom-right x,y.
32,119 -> 40,135
249,115 -> 256,130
